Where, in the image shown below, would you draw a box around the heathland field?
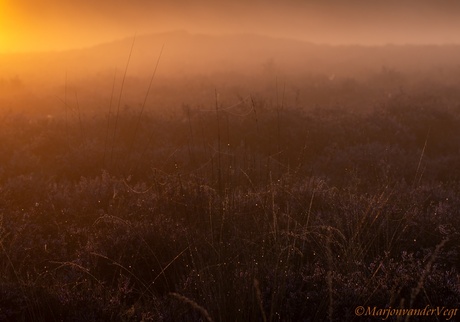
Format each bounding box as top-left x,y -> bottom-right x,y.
1,33 -> 460,321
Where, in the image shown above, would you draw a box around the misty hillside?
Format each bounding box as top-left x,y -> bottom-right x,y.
3,31 -> 460,79
2,30 -> 460,117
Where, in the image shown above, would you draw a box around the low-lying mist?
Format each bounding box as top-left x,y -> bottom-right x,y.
2,31 -> 460,118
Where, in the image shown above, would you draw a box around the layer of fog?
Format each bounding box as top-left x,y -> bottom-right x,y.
2,31 -> 460,118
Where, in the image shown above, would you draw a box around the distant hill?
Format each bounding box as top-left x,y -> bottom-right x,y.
2,30 -> 460,82
2,30 -> 460,117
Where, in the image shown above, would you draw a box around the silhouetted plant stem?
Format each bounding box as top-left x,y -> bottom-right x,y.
124,43 -> 164,172
215,89 -> 222,196
102,68 -> 118,169
110,35 -> 136,171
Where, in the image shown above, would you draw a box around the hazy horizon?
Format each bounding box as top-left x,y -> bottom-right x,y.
3,1 -> 460,120
3,0 -> 460,53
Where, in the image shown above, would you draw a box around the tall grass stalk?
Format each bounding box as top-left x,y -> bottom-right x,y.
64,71 -> 69,152
102,68 -> 118,169
124,43 -> 165,172
326,226 -> 334,322
407,237 -> 449,317
110,35 -> 136,170
215,89 -> 222,196
50,260 -> 104,286
186,105 -> 196,167
275,78 -> 285,174
413,129 -> 430,187
270,172 -> 278,242
254,278 -> 268,322
169,292 -> 214,322
74,92 -> 86,147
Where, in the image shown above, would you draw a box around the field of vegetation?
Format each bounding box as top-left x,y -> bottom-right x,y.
1,64 -> 460,321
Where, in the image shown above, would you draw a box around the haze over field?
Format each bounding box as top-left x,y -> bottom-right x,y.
2,1 -> 460,117
2,30 -> 460,118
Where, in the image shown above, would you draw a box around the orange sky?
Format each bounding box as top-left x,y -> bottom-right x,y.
2,0 -> 460,53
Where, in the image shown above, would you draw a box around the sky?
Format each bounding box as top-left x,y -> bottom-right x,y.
2,0 -> 460,53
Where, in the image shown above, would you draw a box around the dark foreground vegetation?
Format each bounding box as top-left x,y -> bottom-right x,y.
1,84 -> 460,321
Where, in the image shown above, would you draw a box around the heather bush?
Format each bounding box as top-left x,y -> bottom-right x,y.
0,94 -> 459,321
